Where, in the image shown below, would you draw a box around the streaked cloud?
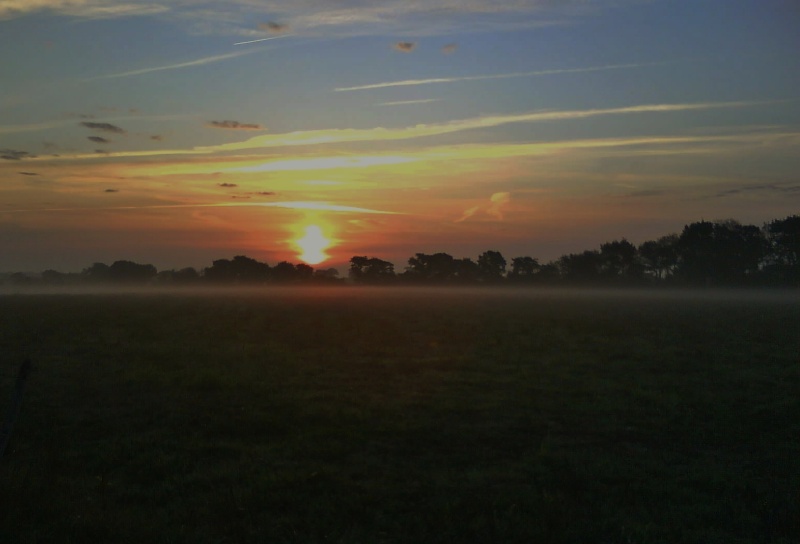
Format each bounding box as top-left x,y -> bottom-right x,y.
394,42 -> 416,53
335,62 -> 663,92
207,120 -> 264,131
259,21 -> 290,34
1,149 -> 33,160
456,192 -> 510,222
442,43 -> 458,54
217,183 -> 237,188
0,1 -> 168,21
88,136 -> 111,144
18,171 -> 39,176
80,121 -> 125,134
7,200 -> 398,216
377,99 -> 440,107
487,192 -> 510,220
197,100 -> 769,153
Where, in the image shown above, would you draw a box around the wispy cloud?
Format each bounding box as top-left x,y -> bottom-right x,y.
377,99 -> 440,107
6,200 -> 398,215
335,62 -> 664,92
259,21 -> 290,34
88,49 -> 260,80
487,192 -> 510,220
207,120 -> 264,130
197,100 -> 770,153
456,192 -> 510,222
442,43 -> 458,54
88,136 -> 111,143
1,149 -> 34,160
81,121 -> 125,134
0,1 -> 167,21
393,41 -> 416,53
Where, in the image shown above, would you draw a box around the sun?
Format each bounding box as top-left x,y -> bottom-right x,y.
295,224 -> 331,265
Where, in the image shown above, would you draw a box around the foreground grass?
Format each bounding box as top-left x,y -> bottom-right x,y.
0,287 -> 798,543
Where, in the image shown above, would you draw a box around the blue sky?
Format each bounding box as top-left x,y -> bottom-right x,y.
1,0 -> 798,271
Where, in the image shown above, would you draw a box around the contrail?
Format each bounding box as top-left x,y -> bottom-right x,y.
334,62 -> 666,92
233,35 -> 291,46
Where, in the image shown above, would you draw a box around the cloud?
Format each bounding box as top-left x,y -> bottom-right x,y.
207,120 -> 264,130
217,183 -> 238,188
377,98 -> 440,107
335,61 -> 664,92
0,1 -> 168,21
455,206 -> 480,223
442,43 -> 457,54
250,191 -> 276,195
0,149 -> 33,160
80,121 -> 125,134
487,192 -> 510,220
259,21 -> 290,33
88,136 -> 111,143
18,171 -> 39,176
197,100 -> 768,153
150,135 -> 163,141
104,188 -> 119,193
393,41 -> 416,52
455,192 -> 510,222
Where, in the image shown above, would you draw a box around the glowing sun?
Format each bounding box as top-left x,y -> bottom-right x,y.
295,225 -> 331,265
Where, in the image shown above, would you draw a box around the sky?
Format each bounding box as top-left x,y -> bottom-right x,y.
1,0 -> 799,273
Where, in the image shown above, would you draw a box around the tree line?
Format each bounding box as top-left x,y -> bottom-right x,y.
4,215 -> 799,288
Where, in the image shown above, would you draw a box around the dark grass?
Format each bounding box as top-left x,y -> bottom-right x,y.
0,287 -> 798,543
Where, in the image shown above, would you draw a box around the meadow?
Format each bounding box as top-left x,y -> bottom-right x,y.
0,287 -> 798,543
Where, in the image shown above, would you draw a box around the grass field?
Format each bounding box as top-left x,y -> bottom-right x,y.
0,287 -> 798,543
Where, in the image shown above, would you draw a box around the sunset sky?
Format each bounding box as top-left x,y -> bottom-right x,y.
1,0 -> 798,272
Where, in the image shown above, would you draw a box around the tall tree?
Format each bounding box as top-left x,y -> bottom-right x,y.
764,215 -> 800,285
477,250 -> 506,282
508,256 -> 540,282
406,253 -> 457,282
599,239 -> 640,281
349,256 -> 395,283
638,234 -> 679,281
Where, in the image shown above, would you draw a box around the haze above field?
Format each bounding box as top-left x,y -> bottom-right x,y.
1,1 -> 798,271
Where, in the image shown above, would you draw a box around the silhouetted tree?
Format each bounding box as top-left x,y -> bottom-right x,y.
82,262 -> 110,282
108,260 -> 157,283
638,234 -> 679,281
599,239 -> 641,281
313,268 -> 340,282
405,253 -> 457,283
156,267 -> 199,284
508,256 -> 540,282
272,261 -> 298,282
764,215 -> 800,285
677,220 -> 766,285
204,255 -> 269,283
477,250 -> 506,282
295,263 -> 314,281
453,257 -> 480,283
558,250 -> 603,283
41,269 -> 66,285
349,256 -> 395,283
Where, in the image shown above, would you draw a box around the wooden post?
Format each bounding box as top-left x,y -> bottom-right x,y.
0,359 -> 31,458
